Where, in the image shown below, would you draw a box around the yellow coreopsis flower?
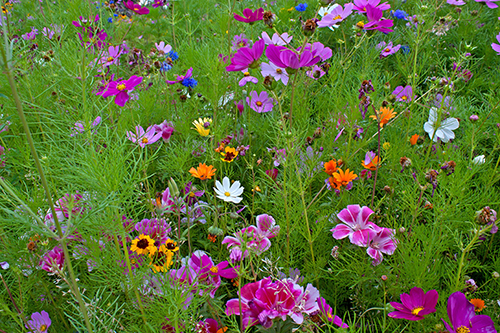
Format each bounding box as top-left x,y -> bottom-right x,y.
192,117 -> 212,136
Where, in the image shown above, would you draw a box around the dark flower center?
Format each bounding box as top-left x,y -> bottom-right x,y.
137,239 -> 149,249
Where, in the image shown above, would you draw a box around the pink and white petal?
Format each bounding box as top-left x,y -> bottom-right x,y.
337,205 -> 361,226
331,224 -> 352,240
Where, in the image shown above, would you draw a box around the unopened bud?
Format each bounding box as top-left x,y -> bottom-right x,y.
493,272 -> 500,279
168,178 -> 180,198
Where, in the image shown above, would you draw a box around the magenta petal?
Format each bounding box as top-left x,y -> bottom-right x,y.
266,45 -> 287,68
469,315 -> 497,332
388,311 -> 422,321
331,224 -> 352,240
251,39 -> 265,59
114,91 -> 129,107
337,205 -> 361,226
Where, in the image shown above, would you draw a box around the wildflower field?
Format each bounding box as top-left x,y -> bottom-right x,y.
1,0 -> 500,332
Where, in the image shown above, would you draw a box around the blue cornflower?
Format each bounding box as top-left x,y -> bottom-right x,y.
391,9 -> 408,19
166,50 -> 179,62
182,77 -> 198,88
295,3 -> 308,12
401,45 -> 410,54
107,18 -> 113,23
160,62 -> 172,72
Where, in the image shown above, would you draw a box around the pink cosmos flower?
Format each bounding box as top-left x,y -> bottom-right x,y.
226,39 -> 265,71
152,0 -> 166,8
307,65 -> 326,80
155,41 -> 172,54
364,5 -> 394,33
97,75 -> 142,107
317,297 -> 349,327
388,287 -> 439,321
392,85 -> 413,102
300,42 -> 333,61
447,0 -> 465,4
255,214 -> 280,239
40,246 -> 64,273
166,67 -> 193,85
98,45 -> 122,67
71,116 -> 101,136
331,204 -> 381,246
26,311 -> 52,333
261,62 -> 289,85
234,8 -> 264,24
266,45 -> 321,73
492,33 -> 500,55
367,227 -> 397,266
317,3 -> 354,28
377,41 -> 401,58
475,0 -> 499,8
246,90 -> 275,113
153,120 -> 174,142
125,0 -> 150,15
126,125 -> 163,147
353,0 -> 390,12
239,69 -> 259,86
290,284 -> 320,324
261,32 -> 293,46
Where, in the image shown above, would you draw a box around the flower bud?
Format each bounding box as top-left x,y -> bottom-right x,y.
469,114 -> 479,122
168,178 -> 180,198
263,75 -> 277,90
381,275 -> 388,281
492,272 -> 499,279
302,19 -> 317,36
208,225 -> 224,236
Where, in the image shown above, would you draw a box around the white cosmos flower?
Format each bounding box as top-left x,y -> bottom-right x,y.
423,107 -> 459,143
214,177 -> 244,204
318,3 -> 339,17
473,155 -> 486,165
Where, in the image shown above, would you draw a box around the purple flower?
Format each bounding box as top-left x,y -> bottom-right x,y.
261,32 -> 292,46
266,44 -> 321,74
155,41 -> 172,54
353,0 -> 391,12
331,205 -> 381,246
72,14 -> 99,28
22,27 -> 38,40
71,116 -> 101,137
492,33 -> 500,55
299,42 -> 333,61
317,297 -> 349,327
388,287 -> 438,321
239,69 -> 258,86
441,291 -> 497,333
166,67 -> 194,85
447,0 -> 466,4
42,27 -> 55,39
392,85 -> 413,102
246,91 -> 275,113
377,41 -> 401,58
125,0 -> 150,15
153,120 -> 174,142
98,45 -> 122,67
405,15 -> 423,28
232,33 -> 252,51
77,28 -> 107,50
0,261 -> 9,270
306,65 -> 326,80
26,311 -> 51,333
475,0 -> 499,8
40,246 -> 64,273
364,5 -> 394,33
317,3 -> 354,28
261,62 -> 289,85
226,39 -> 265,71
233,7 -> 264,24
97,75 -> 142,107
152,0 -> 165,8
126,125 -> 163,147
367,228 -> 397,266
135,218 -> 171,246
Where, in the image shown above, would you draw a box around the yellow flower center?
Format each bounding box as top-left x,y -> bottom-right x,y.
357,21 -> 365,28
40,325 -> 47,332
256,101 -> 263,106
117,84 -> 126,91
189,192 -> 195,197
134,7 -> 139,11
244,71 -> 250,76
402,96 -> 407,100
224,192 -> 231,196
333,15 -> 342,20
141,138 -> 149,144
457,327 -> 470,333
327,312 -> 332,319
411,307 -> 424,316
385,48 -> 390,52
276,68 -> 282,74
210,266 -> 219,273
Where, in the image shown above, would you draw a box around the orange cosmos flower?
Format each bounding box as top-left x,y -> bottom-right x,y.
361,151 -> 380,171
410,134 -> 419,145
470,299 -> 485,312
189,163 -> 216,180
221,146 -> 238,163
324,160 -> 338,175
370,107 -> 396,128
329,169 -> 358,189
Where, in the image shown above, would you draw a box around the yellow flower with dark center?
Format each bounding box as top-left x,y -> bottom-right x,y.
149,244 -> 175,273
130,234 -> 156,255
164,239 -> 179,252
192,117 -> 212,136
221,146 -> 238,163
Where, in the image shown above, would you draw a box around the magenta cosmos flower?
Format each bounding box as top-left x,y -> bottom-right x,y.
475,0 -> 499,8
367,227 -> 397,266
126,125 -> 162,147
266,45 -> 321,74
317,297 -> 349,328
388,287 -> 438,321
331,204 -> 381,246
317,3 -> 354,28
26,311 -> 51,333
125,0 -> 150,14
392,85 -> 413,102
98,45 -> 122,67
234,7 -> 264,24
364,5 -> 394,33
40,246 -> 64,273
246,91 -> 275,113
353,0 -> 391,12
97,75 -> 142,107
441,291 -> 497,333
226,39 -> 265,71
377,41 -> 401,58
492,33 -> 500,55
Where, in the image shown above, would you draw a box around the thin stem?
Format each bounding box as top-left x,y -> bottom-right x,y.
0,274 -> 31,330
370,106 -> 382,209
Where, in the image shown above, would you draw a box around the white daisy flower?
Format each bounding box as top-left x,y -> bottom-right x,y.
423,107 -> 459,143
214,177 -> 244,204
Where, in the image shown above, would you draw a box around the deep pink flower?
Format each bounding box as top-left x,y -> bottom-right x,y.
265,168 -> 279,180
97,75 -> 142,107
234,8 -> 264,24
135,218 -> 171,246
72,14 -> 99,28
154,120 -> 175,142
256,214 -> 280,239
331,205 -> 381,246
300,42 -> 333,61
153,187 -> 178,214
125,0 -> 150,15
226,39 -> 265,72
475,0 -> 499,8
317,297 -> 349,327
367,227 -> 397,266
392,85 -> 413,102
77,28 -> 107,50
353,0 -> 390,12
492,33 -> 500,55
166,67 -> 193,84
246,90 -> 275,113
195,319 -> 224,333
152,0 -> 165,8
126,125 -> 163,147
26,311 -> 51,333
364,5 -> 394,33
388,287 -> 439,321
441,291 -> 497,333
98,45 -> 122,67
40,246 -> 64,273
266,45 -> 321,74
318,3 -> 354,27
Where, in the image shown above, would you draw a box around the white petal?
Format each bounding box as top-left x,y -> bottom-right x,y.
232,187 -> 244,197
435,129 -> 446,142
230,181 -> 241,191
229,196 -> 243,204
428,107 -> 438,123
423,122 -> 434,134
222,177 -> 231,191
440,128 -> 455,142
441,117 -> 459,130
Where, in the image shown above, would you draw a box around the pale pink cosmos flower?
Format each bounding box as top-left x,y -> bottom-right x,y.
367,227 -> 397,266
317,3 -> 354,28
307,65 -> 326,80
155,41 -> 172,54
261,32 -> 293,46
475,0 -> 499,8
261,62 -> 289,85
71,116 -> 101,137
239,68 -> 259,86
447,0 -> 465,4
126,125 -> 163,147
246,91 -> 275,113
331,204 -> 381,246
492,33 -> 500,55
376,41 -> 401,58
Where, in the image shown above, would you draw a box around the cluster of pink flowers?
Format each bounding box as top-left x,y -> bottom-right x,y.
222,214 -> 279,262
331,204 -> 397,265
